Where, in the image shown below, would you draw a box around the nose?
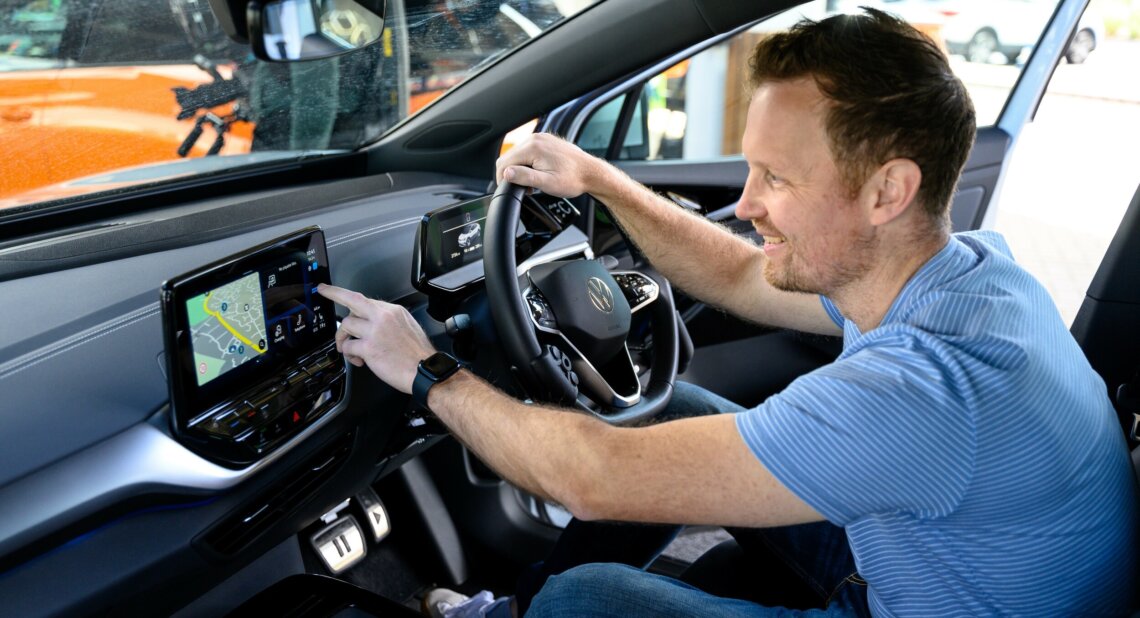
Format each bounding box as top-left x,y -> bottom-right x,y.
735,172 -> 767,221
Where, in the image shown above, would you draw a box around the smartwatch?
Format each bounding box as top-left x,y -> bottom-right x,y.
412,352 -> 462,411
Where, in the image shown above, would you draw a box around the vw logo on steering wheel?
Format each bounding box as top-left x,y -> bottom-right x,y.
587,277 -> 615,314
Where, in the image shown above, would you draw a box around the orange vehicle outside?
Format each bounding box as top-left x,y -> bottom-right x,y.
0,64 -> 254,208
0,63 -> 467,210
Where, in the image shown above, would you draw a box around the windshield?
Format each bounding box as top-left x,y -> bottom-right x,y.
0,0 -> 600,213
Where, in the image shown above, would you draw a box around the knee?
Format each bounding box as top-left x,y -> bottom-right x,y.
526,563 -> 642,617
659,381 -> 742,421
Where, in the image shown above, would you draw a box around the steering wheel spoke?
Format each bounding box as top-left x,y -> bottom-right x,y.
569,342 -> 642,409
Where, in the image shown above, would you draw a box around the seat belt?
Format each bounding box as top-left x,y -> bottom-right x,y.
1117,370 -> 1140,447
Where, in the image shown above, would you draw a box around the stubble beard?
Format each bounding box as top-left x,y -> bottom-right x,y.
762,230 -> 879,297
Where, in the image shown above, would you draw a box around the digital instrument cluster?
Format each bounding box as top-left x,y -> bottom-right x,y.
412,192 -> 580,295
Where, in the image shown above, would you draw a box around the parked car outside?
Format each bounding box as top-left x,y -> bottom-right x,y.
842,0 -> 1105,64
939,0 -> 1104,64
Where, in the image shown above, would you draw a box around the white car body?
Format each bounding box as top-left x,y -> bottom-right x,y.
835,0 -> 1103,64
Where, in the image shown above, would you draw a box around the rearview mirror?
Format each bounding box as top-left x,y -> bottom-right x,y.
248,0 -> 386,62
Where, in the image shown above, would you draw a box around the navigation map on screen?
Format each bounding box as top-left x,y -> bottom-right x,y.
187,271 -> 269,386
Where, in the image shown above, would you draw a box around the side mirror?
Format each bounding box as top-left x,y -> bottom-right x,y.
248,0 -> 386,61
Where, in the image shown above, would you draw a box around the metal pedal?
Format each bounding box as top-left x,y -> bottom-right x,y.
310,515 -> 366,574
355,487 -> 391,542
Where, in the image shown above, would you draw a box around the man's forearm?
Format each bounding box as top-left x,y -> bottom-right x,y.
426,370 -> 607,514
585,162 -> 768,320
584,162 -> 840,336
426,370 -> 825,527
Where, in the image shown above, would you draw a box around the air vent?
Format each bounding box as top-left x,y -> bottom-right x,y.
198,432 -> 355,557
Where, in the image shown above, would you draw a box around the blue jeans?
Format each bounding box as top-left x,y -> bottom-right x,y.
519,382 -> 869,617
528,563 -> 866,617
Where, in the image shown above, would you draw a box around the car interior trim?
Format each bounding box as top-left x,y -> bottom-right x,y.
0,378 -> 350,560
0,303 -> 161,381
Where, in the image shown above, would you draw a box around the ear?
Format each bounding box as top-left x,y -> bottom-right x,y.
864,158 -> 922,227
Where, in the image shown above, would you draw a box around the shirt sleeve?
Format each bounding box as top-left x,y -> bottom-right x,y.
735,340 -> 976,525
820,295 -> 844,328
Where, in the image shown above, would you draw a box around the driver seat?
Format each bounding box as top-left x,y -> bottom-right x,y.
1070,180 -> 1140,611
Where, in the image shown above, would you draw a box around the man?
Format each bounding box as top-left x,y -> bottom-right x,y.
319,9 -> 1138,616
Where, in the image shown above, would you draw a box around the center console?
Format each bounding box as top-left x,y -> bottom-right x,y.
161,227 -> 346,467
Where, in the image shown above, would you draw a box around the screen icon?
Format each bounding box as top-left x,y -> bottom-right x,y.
291,312 -> 308,334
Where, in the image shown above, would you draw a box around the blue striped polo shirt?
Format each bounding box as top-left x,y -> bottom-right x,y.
736,231 -> 1139,616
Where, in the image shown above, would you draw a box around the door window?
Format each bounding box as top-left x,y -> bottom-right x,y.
579,0 -> 1065,161
992,0 -> 1140,324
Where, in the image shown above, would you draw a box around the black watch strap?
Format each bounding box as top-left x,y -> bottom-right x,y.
412,352 -> 461,411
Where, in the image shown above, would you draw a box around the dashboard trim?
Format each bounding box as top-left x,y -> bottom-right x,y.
0,366 -> 351,560
0,303 -> 161,382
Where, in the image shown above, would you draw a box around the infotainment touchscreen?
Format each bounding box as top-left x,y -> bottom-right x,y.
161,227 -> 337,428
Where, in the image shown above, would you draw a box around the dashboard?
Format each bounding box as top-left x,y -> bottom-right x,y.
0,171 -> 591,615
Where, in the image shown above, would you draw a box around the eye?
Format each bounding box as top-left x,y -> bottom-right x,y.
764,170 -> 785,186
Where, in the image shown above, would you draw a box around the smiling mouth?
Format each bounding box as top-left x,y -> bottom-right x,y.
762,235 -> 786,246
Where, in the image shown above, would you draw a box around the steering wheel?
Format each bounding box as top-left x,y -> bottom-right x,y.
484,182 -> 678,425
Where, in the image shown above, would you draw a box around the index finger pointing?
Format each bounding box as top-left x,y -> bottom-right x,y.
317,284 -> 372,315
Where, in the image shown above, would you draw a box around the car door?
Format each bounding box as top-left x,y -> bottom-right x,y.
543,0 -> 1092,407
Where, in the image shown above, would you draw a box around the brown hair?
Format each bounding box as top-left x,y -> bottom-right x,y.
749,8 -> 976,229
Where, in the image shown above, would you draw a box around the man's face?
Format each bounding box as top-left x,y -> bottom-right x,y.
735,78 -> 877,296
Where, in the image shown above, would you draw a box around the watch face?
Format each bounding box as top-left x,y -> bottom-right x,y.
422,352 -> 460,377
